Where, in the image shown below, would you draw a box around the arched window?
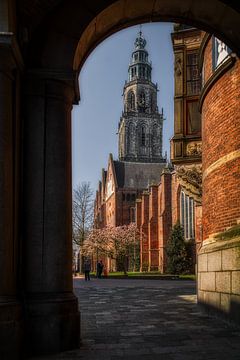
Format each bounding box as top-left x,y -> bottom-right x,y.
127,91 -> 135,111
142,67 -> 145,78
131,68 -> 134,79
138,92 -> 146,112
141,126 -> 146,146
180,190 -> 195,240
150,94 -> 155,112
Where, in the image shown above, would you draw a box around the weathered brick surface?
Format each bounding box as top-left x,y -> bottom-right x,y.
203,38 -> 213,83
195,204 -> 202,249
171,173 -> 180,225
202,39 -> 240,238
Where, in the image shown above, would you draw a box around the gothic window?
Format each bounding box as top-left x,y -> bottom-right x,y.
142,67 -> 145,78
138,92 -> 146,112
131,68 -> 134,79
180,190 -> 195,240
127,91 -> 135,111
141,126 -> 146,146
186,52 -> 201,95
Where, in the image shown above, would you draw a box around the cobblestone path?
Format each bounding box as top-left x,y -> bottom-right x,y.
35,278 -> 240,359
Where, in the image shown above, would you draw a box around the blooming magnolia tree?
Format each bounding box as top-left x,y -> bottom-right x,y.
82,223 -> 140,274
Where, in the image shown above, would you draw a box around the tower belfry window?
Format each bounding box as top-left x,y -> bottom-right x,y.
138,92 -> 146,112
128,91 -> 135,110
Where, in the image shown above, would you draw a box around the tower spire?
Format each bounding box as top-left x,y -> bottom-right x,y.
118,30 -> 165,164
129,30 -> 151,82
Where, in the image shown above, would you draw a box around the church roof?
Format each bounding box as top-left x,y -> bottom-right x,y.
113,160 -> 166,189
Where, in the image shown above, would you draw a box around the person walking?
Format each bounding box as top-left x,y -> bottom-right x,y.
84,259 -> 91,281
97,260 -> 104,278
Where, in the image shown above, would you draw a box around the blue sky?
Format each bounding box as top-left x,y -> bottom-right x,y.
72,22 -> 174,191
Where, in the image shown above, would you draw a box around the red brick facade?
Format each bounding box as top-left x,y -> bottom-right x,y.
197,35 -> 240,321
136,170 -> 200,272
201,37 -> 240,239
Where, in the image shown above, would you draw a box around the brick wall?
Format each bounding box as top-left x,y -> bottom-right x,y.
198,37 -> 240,325
202,42 -> 240,239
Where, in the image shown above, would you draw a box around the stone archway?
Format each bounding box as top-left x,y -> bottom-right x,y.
0,0 -> 239,358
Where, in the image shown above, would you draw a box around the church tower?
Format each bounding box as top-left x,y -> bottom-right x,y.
118,30 -> 165,163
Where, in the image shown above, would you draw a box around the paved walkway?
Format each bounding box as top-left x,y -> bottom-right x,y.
36,278 -> 240,359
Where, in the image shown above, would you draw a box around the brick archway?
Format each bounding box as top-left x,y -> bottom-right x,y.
73,0 -> 240,76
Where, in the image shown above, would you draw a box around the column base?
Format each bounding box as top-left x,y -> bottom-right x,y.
197,236 -> 240,326
25,292 -> 80,356
0,298 -> 23,359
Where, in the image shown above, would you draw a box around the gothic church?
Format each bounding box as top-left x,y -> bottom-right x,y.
94,31 -> 167,230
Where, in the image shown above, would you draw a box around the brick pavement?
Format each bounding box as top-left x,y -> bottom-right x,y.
34,278 -> 240,359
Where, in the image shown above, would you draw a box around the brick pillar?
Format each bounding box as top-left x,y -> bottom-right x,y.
140,192 -> 149,271
158,172 -> 172,273
136,199 -> 142,270
23,73 -> 80,355
0,34 -> 23,358
148,186 -> 159,271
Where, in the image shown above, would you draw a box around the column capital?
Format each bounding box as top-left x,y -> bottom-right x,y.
0,32 -> 24,72
27,68 -> 80,104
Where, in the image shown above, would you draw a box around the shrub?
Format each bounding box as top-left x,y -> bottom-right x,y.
166,222 -> 193,274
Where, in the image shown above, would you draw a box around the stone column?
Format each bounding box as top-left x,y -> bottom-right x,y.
23,72 -> 80,356
0,35 -> 22,358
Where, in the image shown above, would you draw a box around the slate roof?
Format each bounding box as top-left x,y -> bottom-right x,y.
113,160 -> 166,189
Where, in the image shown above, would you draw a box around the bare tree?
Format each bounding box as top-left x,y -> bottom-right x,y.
72,182 -> 93,272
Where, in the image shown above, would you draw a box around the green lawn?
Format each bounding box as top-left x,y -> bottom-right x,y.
99,271 -> 196,280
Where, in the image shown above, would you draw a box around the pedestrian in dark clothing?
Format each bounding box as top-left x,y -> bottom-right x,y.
97,260 -> 104,278
84,259 -> 91,281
